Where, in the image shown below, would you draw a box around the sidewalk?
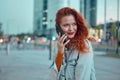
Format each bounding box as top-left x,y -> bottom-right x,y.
0,49 -> 50,80
95,55 -> 120,80
0,49 -> 120,80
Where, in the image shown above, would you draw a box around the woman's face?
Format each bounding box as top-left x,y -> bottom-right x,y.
60,15 -> 77,39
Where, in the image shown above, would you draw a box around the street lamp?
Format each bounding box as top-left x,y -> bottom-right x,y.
103,0 -> 107,41
49,19 -> 52,60
116,0 -> 120,54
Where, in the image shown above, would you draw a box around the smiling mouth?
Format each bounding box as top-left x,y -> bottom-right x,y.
68,32 -> 74,35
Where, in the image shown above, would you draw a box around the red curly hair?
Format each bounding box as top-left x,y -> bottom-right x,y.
55,7 -> 89,53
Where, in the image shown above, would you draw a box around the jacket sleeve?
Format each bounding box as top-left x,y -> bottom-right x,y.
50,41 -> 59,72
48,41 -> 58,80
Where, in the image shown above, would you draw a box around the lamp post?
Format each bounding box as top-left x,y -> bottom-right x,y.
116,0 -> 119,54
49,19 -> 52,60
103,0 -> 107,41
6,20 -> 10,55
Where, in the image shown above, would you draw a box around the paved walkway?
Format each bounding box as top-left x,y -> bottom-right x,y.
95,55 -> 120,80
0,49 -> 120,80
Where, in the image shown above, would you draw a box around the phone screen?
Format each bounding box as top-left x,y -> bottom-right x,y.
56,25 -> 64,37
56,25 -> 67,43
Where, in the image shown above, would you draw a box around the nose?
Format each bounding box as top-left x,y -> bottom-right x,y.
68,25 -> 73,31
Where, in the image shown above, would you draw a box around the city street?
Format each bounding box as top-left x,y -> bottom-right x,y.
0,49 -> 120,80
0,0 -> 120,80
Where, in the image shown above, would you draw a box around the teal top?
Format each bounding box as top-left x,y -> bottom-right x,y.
48,40 -> 96,80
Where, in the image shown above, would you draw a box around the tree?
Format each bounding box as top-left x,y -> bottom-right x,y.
0,32 -> 3,39
0,23 -> 3,38
109,23 -> 117,39
95,25 -> 102,38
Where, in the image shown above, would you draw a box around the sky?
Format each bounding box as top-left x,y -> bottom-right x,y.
97,0 -> 120,24
0,0 -> 34,35
0,0 -> 120,35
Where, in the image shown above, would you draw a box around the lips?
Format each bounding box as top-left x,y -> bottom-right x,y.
68,32 -> 74,35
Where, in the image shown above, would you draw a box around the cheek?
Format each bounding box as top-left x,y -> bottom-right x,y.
74,26 -> 77,32
62,27 -> 69,32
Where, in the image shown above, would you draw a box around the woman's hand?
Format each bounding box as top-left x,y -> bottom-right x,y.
57,34 -> 70,53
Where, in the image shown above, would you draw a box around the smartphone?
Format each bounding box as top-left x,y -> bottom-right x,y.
56,25 -> 64,37
56,25 -> 67,43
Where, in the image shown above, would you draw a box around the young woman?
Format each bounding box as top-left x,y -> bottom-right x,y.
49,7 -> 96,80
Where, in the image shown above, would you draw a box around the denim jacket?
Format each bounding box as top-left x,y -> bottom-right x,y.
48,40 -> 96,80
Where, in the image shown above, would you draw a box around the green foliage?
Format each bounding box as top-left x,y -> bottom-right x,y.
118,31 -> 120,41
0,34 -> 3,38
0,32 -> 3,38
109,23 -> 117,38
17,33 -> 25,40
96,25 -> 102,38
16,33 -> 33,40
96,25 -> 102,30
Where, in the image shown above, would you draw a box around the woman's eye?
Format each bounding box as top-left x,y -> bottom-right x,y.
64,24 -> 69,27
72,23 -> 76,26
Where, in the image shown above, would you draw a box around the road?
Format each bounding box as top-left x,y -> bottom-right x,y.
0,49 -> 120,80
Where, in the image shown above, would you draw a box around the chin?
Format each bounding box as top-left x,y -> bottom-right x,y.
68,35 -> 75,39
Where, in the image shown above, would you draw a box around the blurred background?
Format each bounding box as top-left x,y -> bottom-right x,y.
0,0 -> 120,80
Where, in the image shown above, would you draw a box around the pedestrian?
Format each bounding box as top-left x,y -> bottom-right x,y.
48,7 -> 96,80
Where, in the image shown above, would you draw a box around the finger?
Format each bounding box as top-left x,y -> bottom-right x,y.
64,40 -> 70,46
61,35 -> 67,43
59,34 -> 66,42
58,32 -> 61,39
57,32 -> 61,40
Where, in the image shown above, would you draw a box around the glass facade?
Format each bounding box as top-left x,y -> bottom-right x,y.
42,0 -> 48,31
33,0 -> 43,36
80,0 -> 97,28
34,0 -> 97,36
90,0 -> 97,27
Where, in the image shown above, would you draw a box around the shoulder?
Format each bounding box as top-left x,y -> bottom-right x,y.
86,39 -> 93,49
86,39 -> 92,45
83,39 -> 94,57
86,39 -> 94,58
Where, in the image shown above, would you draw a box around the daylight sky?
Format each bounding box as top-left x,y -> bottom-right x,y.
97,0 -> 120,24
0,0 -> 119,34
0,0 -> 34,35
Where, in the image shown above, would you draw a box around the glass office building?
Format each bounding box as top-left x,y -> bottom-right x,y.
33,0 -> 43,36
34,0 -> 80,36
33,0 -> 97,36
80,0 -> 97,28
